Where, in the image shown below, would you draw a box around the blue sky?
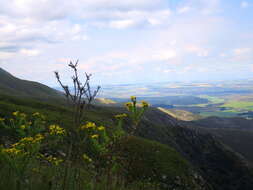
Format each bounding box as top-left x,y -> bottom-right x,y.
0,0 -> 253,86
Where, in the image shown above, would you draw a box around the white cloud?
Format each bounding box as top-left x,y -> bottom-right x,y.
0,0 -> 170,62
20,48 -> 40,56
0,52 -> 14,59
1,0 -> 252,84
151,49 -> 177,61
109,19 -> 136,29
241,1 -> 249,8
177,6 -> 191,14
231,48 -> 252,62
177,0 -> 221,15
233,48 -> 251,55
185,45 -> 209,57
0,0 -> 166,21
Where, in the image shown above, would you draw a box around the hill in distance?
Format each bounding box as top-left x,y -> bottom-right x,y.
0,68 -> 63,100
157,107 -> 202,121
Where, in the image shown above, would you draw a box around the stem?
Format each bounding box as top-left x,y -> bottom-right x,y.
62,142 -> 73,190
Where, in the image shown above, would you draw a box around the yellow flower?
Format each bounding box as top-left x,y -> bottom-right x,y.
16,135 -> 43,145
80,122 -> 96,130
125,102 -> 133,111
20,137 -> 34,144
97,126 -> 105,131
125,102 -> 132,107
91,134 -> 99,139
0,118 -> 5,122
82,154 -> 92,163
11,142 -> 20,148
43,155 -> 63,166
141,101 -> 149,108
86,122 -> 96,128
13,111 -> 19,116
20,113 -> 26,118
20,125 -> 26,130
32,112 -> 40,117
49,125 -> 66,136
131,96 -> 136,102
115,113 -> 127,119
34,134 -> 44,142
2,147 -> 22,155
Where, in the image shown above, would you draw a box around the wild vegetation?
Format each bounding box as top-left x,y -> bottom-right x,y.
1,66 -> 253,190
0,63 -> 168,190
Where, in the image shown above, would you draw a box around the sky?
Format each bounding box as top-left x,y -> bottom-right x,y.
0,0 -> 253,86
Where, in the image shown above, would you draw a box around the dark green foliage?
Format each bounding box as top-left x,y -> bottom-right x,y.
115,136 -> 199,189
185,117 -> 253,164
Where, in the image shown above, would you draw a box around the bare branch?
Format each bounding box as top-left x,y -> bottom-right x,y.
54,60 -> 100,129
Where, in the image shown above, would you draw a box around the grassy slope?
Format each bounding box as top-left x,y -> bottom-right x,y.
136,109 -> 253,190
1,94 -> 253,189
207,129 -> 253,165
116,136 -> 199,189
0,68 -> 62,100
220,101 -> 253,110
0,94 -> 201,189
187,116 -> 253,164
157,107 -> 202,121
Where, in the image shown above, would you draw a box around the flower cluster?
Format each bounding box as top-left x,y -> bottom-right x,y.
2,147 -> 23,156
32,112 -> 45,119
82,154 -> 92,163
49,125 -> 66,136
91,134 -> 99,139
115,114 -> 127,120
13,111 -> 26,118
131,96 -> 137,102
80,122 -> 96,130
20,125 -> 26,130
32,112 -> 40,117
18,134 -> 44,144
125,102 -> 133,111
141,101 -> 149,108
8,134 -> 44,154
1,134 -> 44,158
123,96 -> 149,134
39,154 -> 63,166
12,111 -> 19,116
97,126 -> 105,131
80,122 -> 106,139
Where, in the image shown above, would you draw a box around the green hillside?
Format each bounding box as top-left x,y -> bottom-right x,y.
0,68 -> 63,100
0,94 -> 253,189
157,107 -> 202,121
0,69 -> 253,189
0,95 -> 205,189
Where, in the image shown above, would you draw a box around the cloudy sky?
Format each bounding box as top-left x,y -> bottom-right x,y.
0,0 -> 253,86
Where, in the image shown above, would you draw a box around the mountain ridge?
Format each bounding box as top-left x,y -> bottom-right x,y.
0,67 -> 63,100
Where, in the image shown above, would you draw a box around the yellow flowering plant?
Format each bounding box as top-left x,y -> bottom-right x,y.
114,113 -> 127,140
125,96 -> 149,135
0,111 -> 46,138
0,133 -> 45,188
0,112 -> 67,189
79,121 -> 110,158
